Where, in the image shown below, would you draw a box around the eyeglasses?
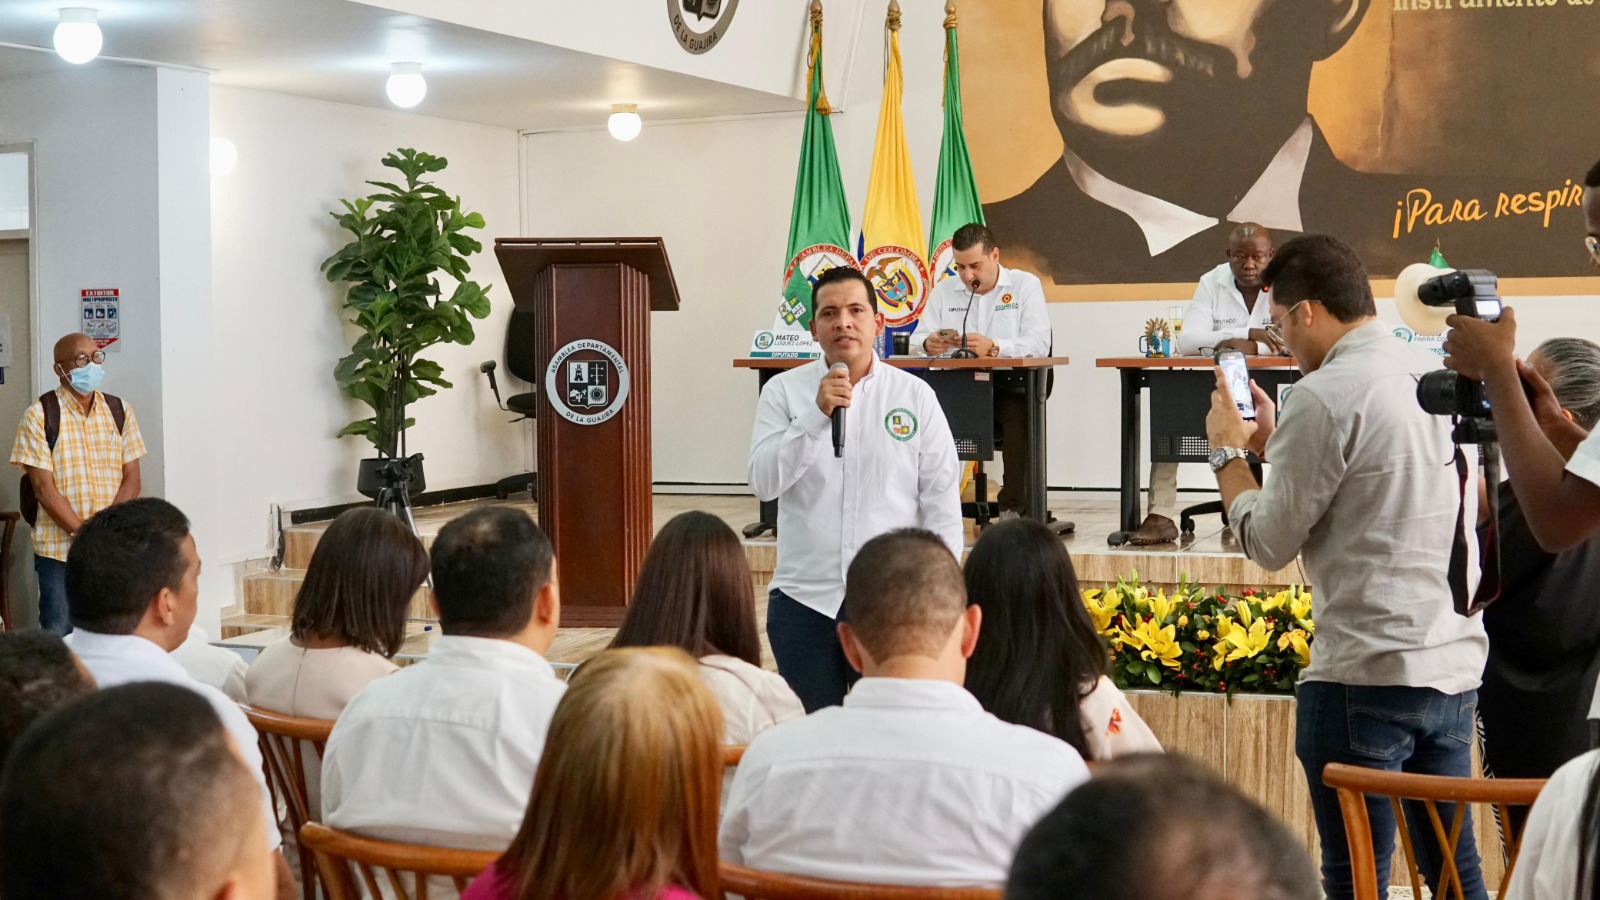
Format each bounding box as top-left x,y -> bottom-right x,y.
1586,235 -> 1600,268
1265,300 -> 1309,346
64,351 -> 106,369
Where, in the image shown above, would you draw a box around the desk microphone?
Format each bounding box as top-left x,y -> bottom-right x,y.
830,361 -> 848,458
952,276 -> 980,359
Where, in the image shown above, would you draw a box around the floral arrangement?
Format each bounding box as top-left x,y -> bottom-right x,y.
1084,575 -> 1314,697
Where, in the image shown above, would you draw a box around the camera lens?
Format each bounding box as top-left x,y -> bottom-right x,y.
1416,370 -> 1463,416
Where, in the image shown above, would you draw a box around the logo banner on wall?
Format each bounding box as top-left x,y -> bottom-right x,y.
859,3 -> 929,337
962,3 -> 1600,299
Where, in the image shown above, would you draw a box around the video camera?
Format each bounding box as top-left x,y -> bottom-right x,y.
1413,269 -> 1503,445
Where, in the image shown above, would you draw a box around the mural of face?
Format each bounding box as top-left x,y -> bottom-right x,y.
1043,0 -> 1367,143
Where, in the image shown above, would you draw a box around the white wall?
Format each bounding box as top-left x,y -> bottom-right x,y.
209,86 -> 524,585
0,66 -> 167,494
524,11 -> 1600,494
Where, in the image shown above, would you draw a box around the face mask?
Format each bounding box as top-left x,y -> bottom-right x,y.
66,361 -> 105,394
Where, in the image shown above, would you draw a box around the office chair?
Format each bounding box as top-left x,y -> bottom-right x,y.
480,307 -> 539,499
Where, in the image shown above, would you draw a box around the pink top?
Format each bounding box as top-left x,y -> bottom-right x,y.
461,862 -> 701,900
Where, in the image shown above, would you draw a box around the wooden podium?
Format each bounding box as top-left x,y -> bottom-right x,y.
495,238 -> 680,626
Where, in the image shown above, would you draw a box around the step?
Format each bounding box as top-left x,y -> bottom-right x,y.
242,568 -> 434,620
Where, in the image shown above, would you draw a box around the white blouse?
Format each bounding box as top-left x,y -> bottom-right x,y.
1080,676 -> 1163,761
697,654 -> 805,745
244,636 -> 399,720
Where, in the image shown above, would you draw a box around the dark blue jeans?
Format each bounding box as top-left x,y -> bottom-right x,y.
1296,682 -> 1485,900
33,555 -> 70,635
766,588 -> 858,713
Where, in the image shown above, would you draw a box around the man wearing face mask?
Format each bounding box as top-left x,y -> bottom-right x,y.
9,333 -> 146,634
911,224 -> 1052,518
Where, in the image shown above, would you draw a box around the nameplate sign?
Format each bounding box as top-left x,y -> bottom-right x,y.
750,329 -> 822,359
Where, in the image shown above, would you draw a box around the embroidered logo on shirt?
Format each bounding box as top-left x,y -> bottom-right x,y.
1002,293 -> 1013,304
885,408 -> 918,441
1107,707 -> 1123,736
997,292 -> 1019,311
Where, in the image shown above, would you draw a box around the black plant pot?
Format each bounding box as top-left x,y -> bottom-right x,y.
356,455 -> 427,501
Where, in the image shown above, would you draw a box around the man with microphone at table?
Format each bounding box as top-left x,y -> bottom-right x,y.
750,265 -> 963,712
911,223 -> 1052,519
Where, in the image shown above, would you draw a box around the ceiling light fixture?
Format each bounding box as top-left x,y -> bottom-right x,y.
53,8 -> 102,65
608,104 -> 642,142
385,62 -> 427,109
210,137 -> 238,176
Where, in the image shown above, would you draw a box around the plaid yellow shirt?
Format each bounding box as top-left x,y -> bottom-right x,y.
10,387 -> 147,561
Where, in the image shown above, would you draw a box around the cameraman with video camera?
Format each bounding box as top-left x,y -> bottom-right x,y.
1442,161 -> 1600,553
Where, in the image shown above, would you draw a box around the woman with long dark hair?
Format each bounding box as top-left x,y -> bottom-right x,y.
610,511 -> 802,744
963,517 -> 1159,760
245,507 -> 427,719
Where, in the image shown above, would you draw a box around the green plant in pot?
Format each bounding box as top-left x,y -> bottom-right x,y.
322,148 -> 491,506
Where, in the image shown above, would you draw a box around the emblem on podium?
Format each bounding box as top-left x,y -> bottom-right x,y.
545,340 -> 631,426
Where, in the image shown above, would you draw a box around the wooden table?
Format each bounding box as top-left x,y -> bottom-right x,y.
1095,356 -> 1301,536
733,356 -> 1070,529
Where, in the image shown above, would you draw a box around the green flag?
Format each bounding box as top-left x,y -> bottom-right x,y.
926,4 -> 984,288
775,3 -> 855,331
1429,242 -> 1449,268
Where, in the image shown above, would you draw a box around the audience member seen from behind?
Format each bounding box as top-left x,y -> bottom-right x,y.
609,511 -> 802,744
1005,753 -> 1317,900
963,518 -> 1160,761
0,630 -> 93,769
321,506 -> 565,854
1478,338 -> 1600,788
720,528 -> 1089,888
247,507 -> 428,719
61,497 -> 292,894
463,648 -> 722,900
0,682 -> 278,900
1504,747 -> 1600,900
1204,235 -> 1488,900
9,332 -> 147,634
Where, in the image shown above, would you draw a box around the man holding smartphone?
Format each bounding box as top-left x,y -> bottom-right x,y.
910,223 -> 1052,518
1203,234 -> 1488,900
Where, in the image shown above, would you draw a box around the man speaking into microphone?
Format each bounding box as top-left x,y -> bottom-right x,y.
911,223 -> 1053,518
750,266 -> 962,711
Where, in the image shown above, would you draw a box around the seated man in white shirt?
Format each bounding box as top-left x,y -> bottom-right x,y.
1132,222 -> 1279,545
62,498 -> 294,900
1006,754 -> 1317,900
719,528 -> 1088,888
0,682 -> 279,900
910,222 -> 1053,518
321,506 -> 565,851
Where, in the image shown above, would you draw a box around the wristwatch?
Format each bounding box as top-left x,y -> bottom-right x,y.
986,343 -> 1000,358
1209,447 -> 1248,472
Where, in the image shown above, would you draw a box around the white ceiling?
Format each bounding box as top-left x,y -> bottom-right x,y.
0,0 -> 801,130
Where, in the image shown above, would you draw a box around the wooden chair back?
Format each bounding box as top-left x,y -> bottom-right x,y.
240,704 -> 335,900
718,863 -> 1002,900
1321,762 -> 1547,900
300,822 -> 498,900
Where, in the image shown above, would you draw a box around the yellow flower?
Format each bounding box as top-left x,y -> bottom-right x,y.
1260,590 -> 1290,612
1147,589 -> 1177,624
1214,616 -> 1272,670
1277,628 -> 1311,666
1123,618 -> 1183,670
1083,590 -> 1121,634
1196,630 -> 1210,640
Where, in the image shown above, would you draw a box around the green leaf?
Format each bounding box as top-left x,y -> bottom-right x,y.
1146,666 -> 1162,685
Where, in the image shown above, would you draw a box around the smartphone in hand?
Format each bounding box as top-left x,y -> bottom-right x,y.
1216,349 -> 1256,421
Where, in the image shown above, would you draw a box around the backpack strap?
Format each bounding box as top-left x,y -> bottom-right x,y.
102,394 -> 126,434
39,392 -> 60,452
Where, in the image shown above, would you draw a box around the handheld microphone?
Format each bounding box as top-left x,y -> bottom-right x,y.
952,277 -> 980,359
830,361 -> 848,458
